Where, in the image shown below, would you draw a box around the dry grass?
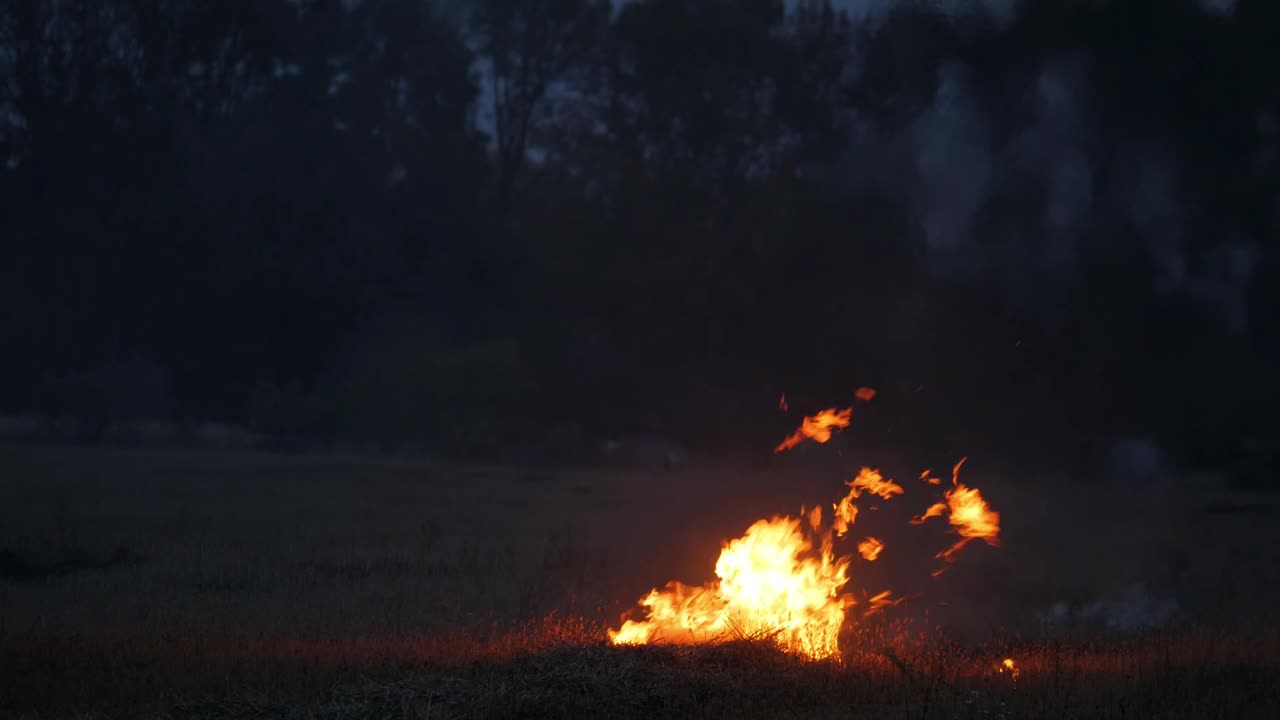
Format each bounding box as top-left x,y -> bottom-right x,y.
1,444 -> 1278,718
6,619 -> 1279,719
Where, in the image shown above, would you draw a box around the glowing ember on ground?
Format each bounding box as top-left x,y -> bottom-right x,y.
609,397 -> 1003,660
774,407 -> 853,452
998,657 -> 1021,680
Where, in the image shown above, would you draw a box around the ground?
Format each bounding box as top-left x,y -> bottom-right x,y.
1,444 -> 1278,718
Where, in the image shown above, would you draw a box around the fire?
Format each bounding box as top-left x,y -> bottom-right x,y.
774,407 -> 852,452
998,657 -> 1021,679
857,536 -> 884,561
855,386 -> 877,401
834,468 -> 902,537
846,467 -> 904,500
832,493 -> 858,537
866,589 -> 903,613
911,502 -> 947,524
910,458 -> 1001,563
610,398 -> 1002,660
608,516 -> 853,659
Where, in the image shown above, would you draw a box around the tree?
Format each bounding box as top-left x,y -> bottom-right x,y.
468,0 -> 609,221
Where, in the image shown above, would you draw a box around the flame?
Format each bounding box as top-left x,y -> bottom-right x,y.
936,483 -> 1001,561
855,386 -> 877,401
920,469 -> 942,485
910,459 -> 1001,562
608,516 -> 852,659
806,505 -> 822,532
846,467 -> 904,500
779,393 -> 789,412
998,657 -> 1021,679
774,407 -> 852,453
610,397 -> 1004,661
866,589 -> 903,613
833,494 -> 858,537
832,468 -> 901,537
911,502 -> 947,525
857,537 -> 884,562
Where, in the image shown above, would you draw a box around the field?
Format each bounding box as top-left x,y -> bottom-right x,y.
2,444 -> 1279,719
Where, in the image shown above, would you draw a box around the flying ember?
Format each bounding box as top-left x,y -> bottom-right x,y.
774,407 -> 852,453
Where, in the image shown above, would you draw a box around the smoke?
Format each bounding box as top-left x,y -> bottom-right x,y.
910,61 -> 993,276
1199,0 -> 1237,16
1036,582 -> 1181,635
831,2 -> 1256,332
997,57 -> 1094,314
830,0 -> 1016,28
901,55 -> 1095,315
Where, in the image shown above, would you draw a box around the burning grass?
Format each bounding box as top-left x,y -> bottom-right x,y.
2,444 -> 1279,718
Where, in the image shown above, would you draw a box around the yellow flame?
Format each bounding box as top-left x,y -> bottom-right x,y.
608,516 -> 853,659
610,398 -> 1004,660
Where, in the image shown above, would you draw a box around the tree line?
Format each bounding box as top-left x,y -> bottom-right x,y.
0,0 -> 1276,484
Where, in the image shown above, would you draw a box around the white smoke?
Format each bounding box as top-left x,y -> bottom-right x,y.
1199,0 -> 1237,16
902,55 -> 1096,312
1037,582 -> 1181,635
749,0 -> 1256,330
997,57 -> 1094,313
830,0 -> 1016,28
911,61 -> 993,275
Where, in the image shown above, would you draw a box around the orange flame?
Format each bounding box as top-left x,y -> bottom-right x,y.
855,386 -> 877,402
998,657 -> 1020,679
779,393 -> 789,412
846,467 -> 904,500
857,537 -> 884,562
911,502 -> 947,525
833,468 -> 902,537
806,505 -> 823,532
911,459 -> 1001,562
611,402 -> 1003,661
865,589 -> 903,614
832,494 -> 858,537
774,407 -> 852,453
936,482 -> 1001,561
608,516 -> 853,659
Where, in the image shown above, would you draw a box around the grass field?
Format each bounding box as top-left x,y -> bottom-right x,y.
2,444 -> 1278,718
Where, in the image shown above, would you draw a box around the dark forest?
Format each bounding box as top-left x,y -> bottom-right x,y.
2,0 -> 1277,485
